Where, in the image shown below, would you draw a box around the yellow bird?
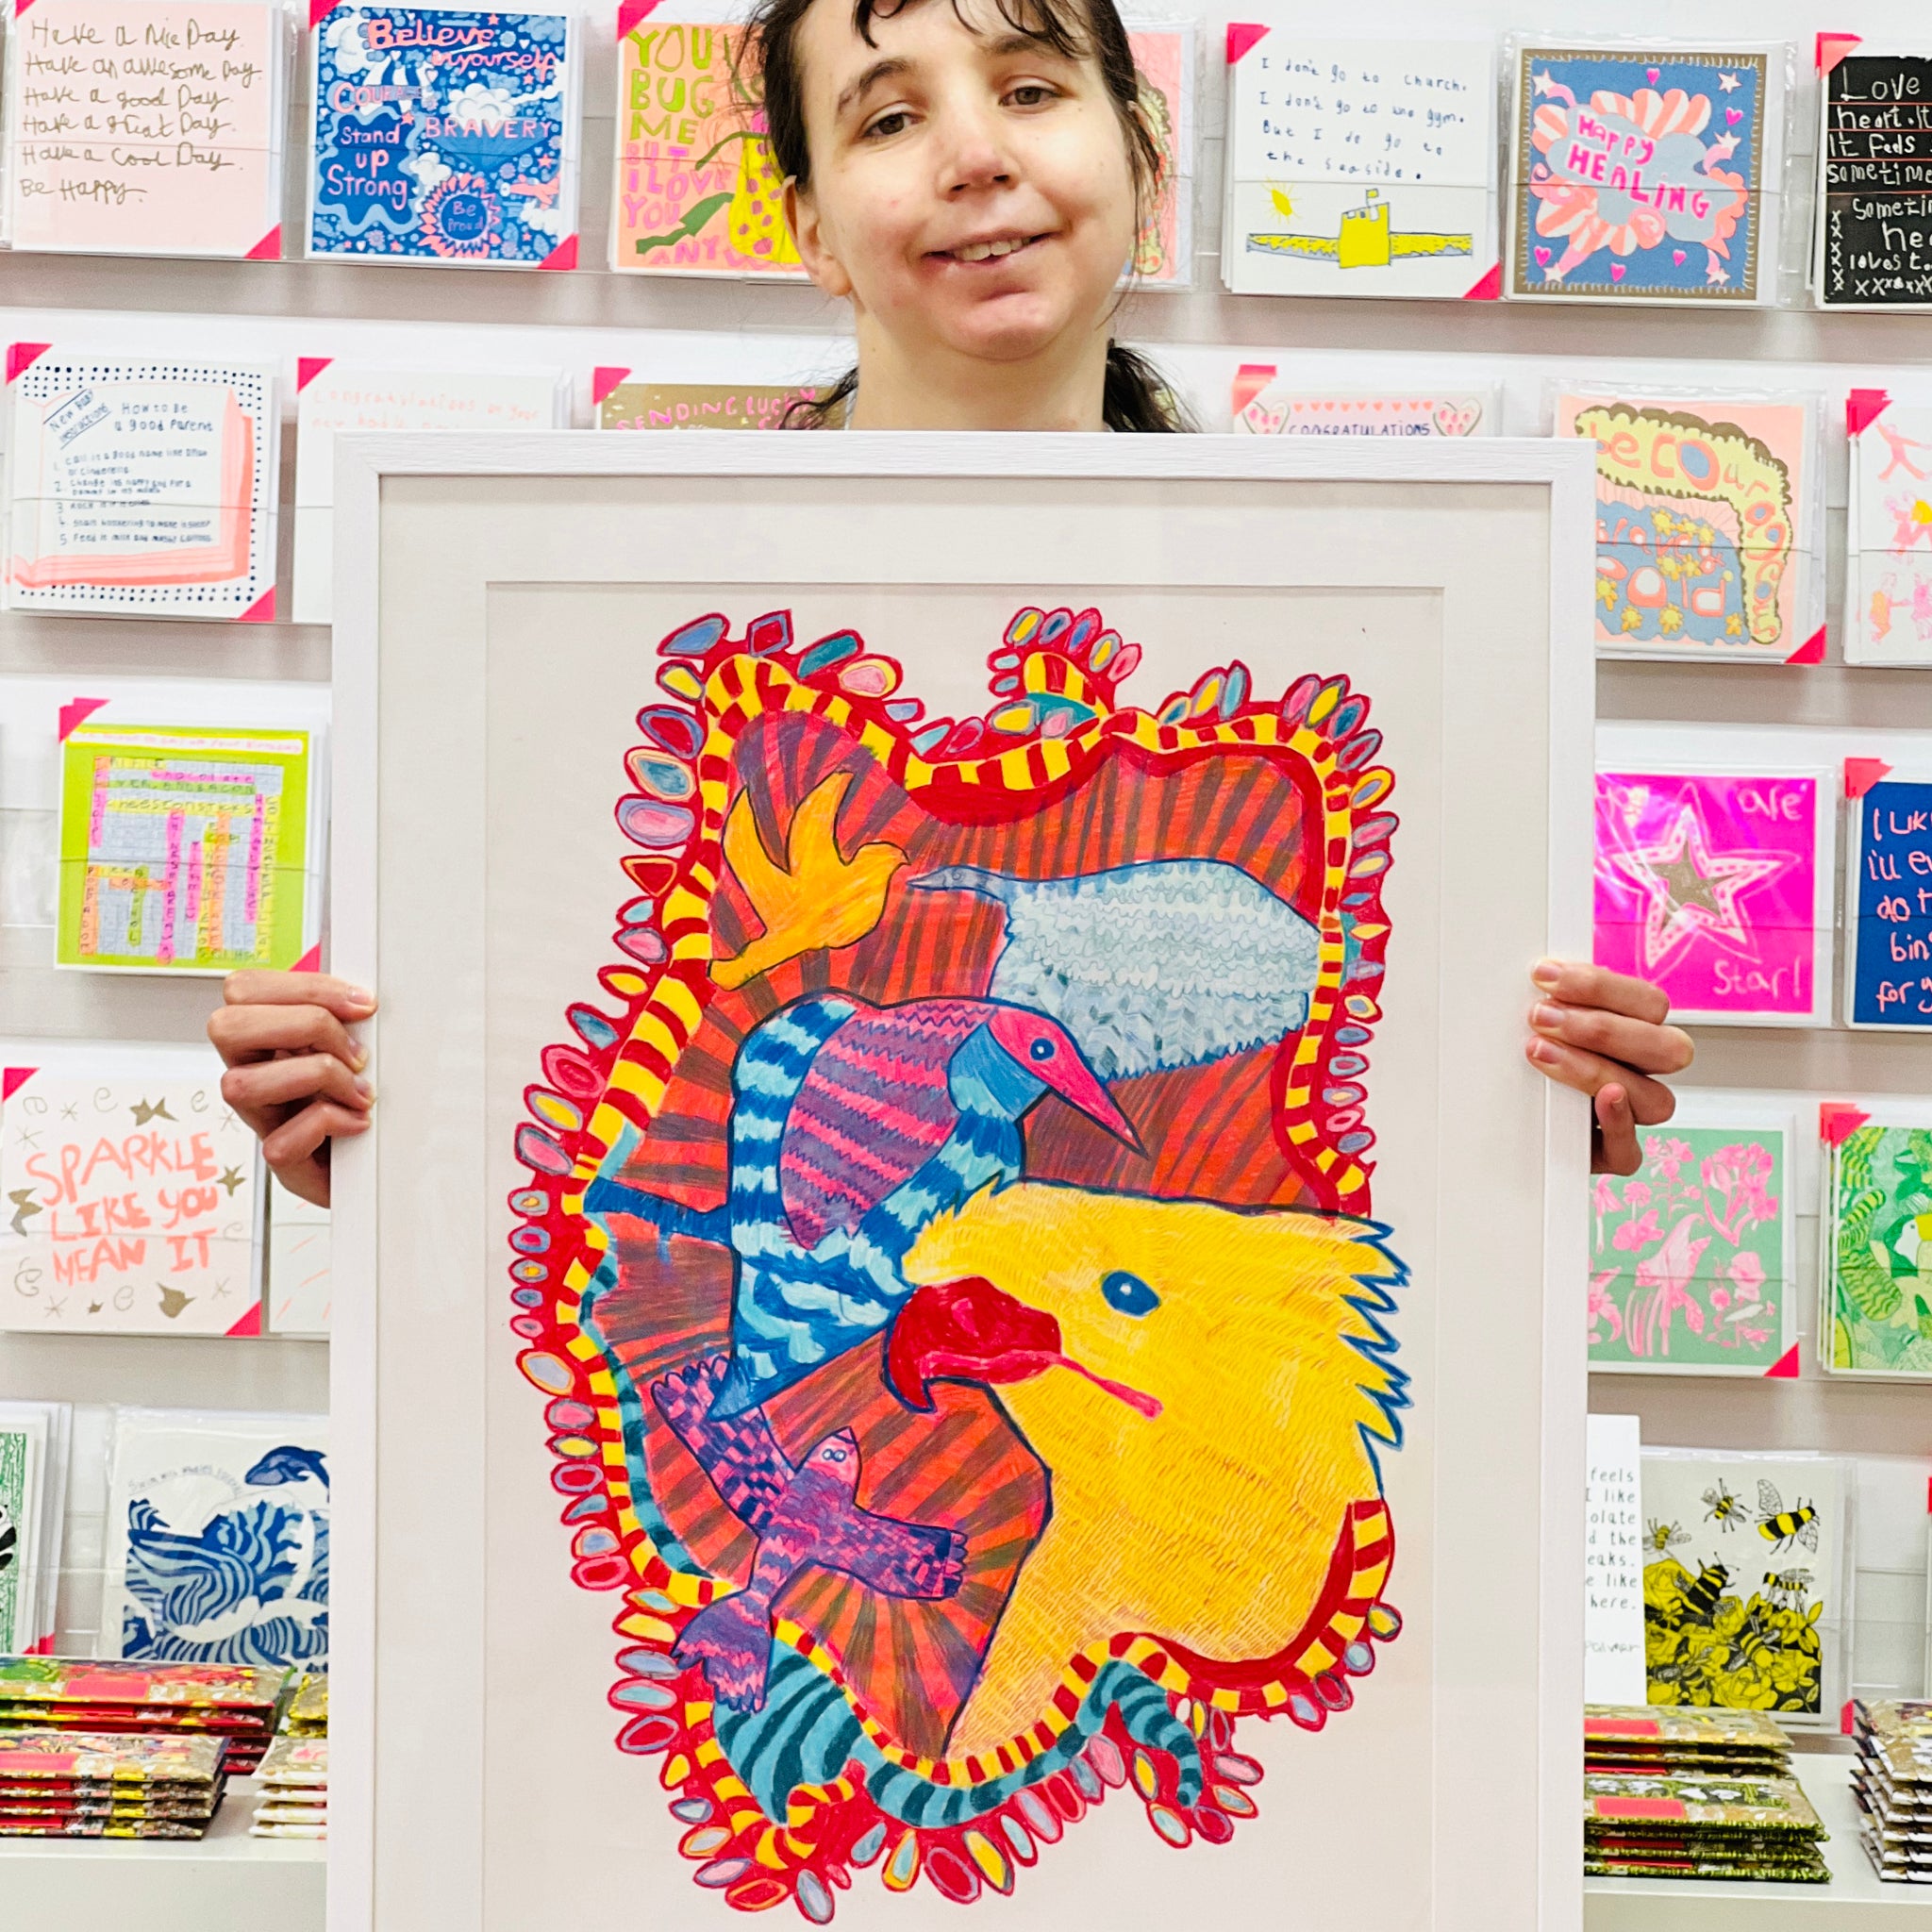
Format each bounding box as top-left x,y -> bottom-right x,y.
710,771 -> 908,990
888,1181 -> 1403,1759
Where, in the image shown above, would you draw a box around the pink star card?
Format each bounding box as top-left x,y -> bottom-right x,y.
1594,765 -> 1833,1024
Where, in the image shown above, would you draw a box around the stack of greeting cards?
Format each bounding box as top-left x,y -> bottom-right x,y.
0,1730 -> 228,1839
253,1736 -> 328,1839
3,347 -> 280,620
0,1042 -> 265,1338
0,1659 -> 291,1773
1584,1769 -> 1829,1881
1586,1706 -> 1796,1780
0,1403 -> 71,1657
1852,1701 -> 1932,1881
2,0 -> 289,258
285,1672 -> 328,1738
101,1409 -> 329,1674
306,1 -> 581,267
1845,398 -> 1932,667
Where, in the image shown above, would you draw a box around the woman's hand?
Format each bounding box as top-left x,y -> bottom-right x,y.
208,971 -> 377,1208
1524,959 -> 1693,1175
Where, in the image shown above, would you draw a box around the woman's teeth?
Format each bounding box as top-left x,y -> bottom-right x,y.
950,236 -> 1036,262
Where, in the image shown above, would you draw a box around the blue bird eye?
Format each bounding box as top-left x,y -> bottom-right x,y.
1028,1038 -> 1056,1061
1102,1271 -> 1159,1317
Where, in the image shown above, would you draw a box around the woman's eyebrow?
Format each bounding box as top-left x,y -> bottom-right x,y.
837,56 -> 911,117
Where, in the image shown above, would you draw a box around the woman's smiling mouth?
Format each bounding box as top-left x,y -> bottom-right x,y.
933,232 -> 1049,263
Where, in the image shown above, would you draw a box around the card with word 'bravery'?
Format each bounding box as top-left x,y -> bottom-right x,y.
3,349 -> 279,620
1222,31 -> 1498,299
1593,757 -> 1834,1025
306,2 -> 580,266
0,1052 -> 263,1337
292,359 -> 565,621
2,0 -> 287,258
1848,774 -> 1932,1029
1847,398 -> 1932,665
55,720 -> 323,973
1826,1112 -> 1932,1377
1555,390 -> 1822,662
1230,370 -> 1494,437
1508,42 -> 1787,304
1816,44 -> 1932,310
1590,1102 -> 1797,1376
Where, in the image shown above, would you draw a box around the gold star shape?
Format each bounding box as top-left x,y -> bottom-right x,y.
1610,798 -> 1794,972
130,1098 -> 175,1125
218,1166 -> 246,1196
7,1189 -> 42,1236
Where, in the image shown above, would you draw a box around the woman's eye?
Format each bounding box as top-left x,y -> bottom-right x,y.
1007,84 -> 1057,108
862,108 -> 912,141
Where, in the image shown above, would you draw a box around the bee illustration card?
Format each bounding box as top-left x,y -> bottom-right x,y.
1507,42 -> 1786,304
1555,390 -> 1821,661
1848,774 -> 1932,1028
1593,752 -> 1834,1026
1816,47 -> 1932,310
99,1407 -> 328,1669
1825,1112 -> 1932,1378
1221,32 -> 1499,300
1590,1103 -> 1796,1375
1847,400 -> 1932,666
1640,1450 -> 1848,1722
4,349 -> 279,622
1231,372 -> 1494,438
0,1048 -> 264,1337
306,1 -> 581,267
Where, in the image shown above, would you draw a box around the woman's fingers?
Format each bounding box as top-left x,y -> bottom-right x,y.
222,969 -> 376,1019
208,998 -> 369,1074
1531,958 -> 1671,1026
1528,998 -> 1695,1076
221,1052 -> 374,1119
1593,1084 -> 1641,1176
1524,1034 -> 1678,1127
260,1097 -> 372,1176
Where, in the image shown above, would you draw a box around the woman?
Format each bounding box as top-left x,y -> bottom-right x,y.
210,0 -> 1691,1202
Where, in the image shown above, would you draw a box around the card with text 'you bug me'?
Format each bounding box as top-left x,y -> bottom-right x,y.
306,1 -> 581,267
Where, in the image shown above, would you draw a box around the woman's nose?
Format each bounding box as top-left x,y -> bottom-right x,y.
937,102 -> 1015,195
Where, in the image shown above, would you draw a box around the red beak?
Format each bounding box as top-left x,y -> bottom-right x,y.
885,1277 -> 1064,1412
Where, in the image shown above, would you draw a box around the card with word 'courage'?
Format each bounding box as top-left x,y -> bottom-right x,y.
2,0 -> 288,258
306,1 -> 581,267
0,1045 -> 263,1338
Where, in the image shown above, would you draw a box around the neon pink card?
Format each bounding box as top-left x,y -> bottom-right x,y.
1594,768 -> 1824,1021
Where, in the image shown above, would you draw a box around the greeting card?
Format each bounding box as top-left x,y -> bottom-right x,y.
1847,400 -> 1932,665
593,378 -> 819,432
3,0 -> 286,258
291,360 -> 564,621
56,721 -> 321,973
1508,42 -> 1786,303
1594,759 -> 1832,1025
1221,32 -> 1498,300
99,1408 -> 328,1669
1641,1449 -> 1847,1721
307,2 -> 580,267
266,1175 -> 330,1337
1124,25 -> 1191,287
1826,1116 -> 1932,1376
0,1403 -> 68,1655
1848,774 -> 1932,1027
1231,373 -> 1493,437
1590,1107 -> 1796,1375
3,349 -> 278,621
1555,390 -> 1820,661
1817,47 -> 1932,309
0,1047 -> 264,1336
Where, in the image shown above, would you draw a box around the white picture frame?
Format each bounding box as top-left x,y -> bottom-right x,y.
327,432 -> 1594,1932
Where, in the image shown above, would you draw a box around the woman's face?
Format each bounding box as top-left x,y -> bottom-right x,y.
786,0 -> 1140,370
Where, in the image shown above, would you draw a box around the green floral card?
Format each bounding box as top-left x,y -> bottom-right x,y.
1827,1122 -> 1932,1377
0,1427 -> 28,1653
1591,1118 -> 1795,1374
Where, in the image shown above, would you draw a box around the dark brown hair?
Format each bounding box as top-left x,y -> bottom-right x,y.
747,0 -> 1191,432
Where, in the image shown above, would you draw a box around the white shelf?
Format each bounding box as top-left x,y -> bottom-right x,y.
0,1775 -> 324,1930
1588,1755 -> 1932,1929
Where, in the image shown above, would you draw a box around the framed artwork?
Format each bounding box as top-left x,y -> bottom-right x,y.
327,434 -> 1593,1929
1507,41 -> 1788,305
1640,1449 -> 1849,1726
1589,1094 -> 1799,1378
1221,32 -> 1498,301
1593,730 -> 1835,1027
1553,388 -> 1823,663
1847,768 -> 1932,1029
1824,1103 -> 1932,1379
1845,396 -> 1932,666
1816,45 -> 1932,310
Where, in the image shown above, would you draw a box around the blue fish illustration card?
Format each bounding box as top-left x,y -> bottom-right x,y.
1507,41 -> 1789,304
306,2 -> 582,268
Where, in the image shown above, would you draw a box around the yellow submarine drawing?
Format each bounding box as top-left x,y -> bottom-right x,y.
1247,187 -> 1473,268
